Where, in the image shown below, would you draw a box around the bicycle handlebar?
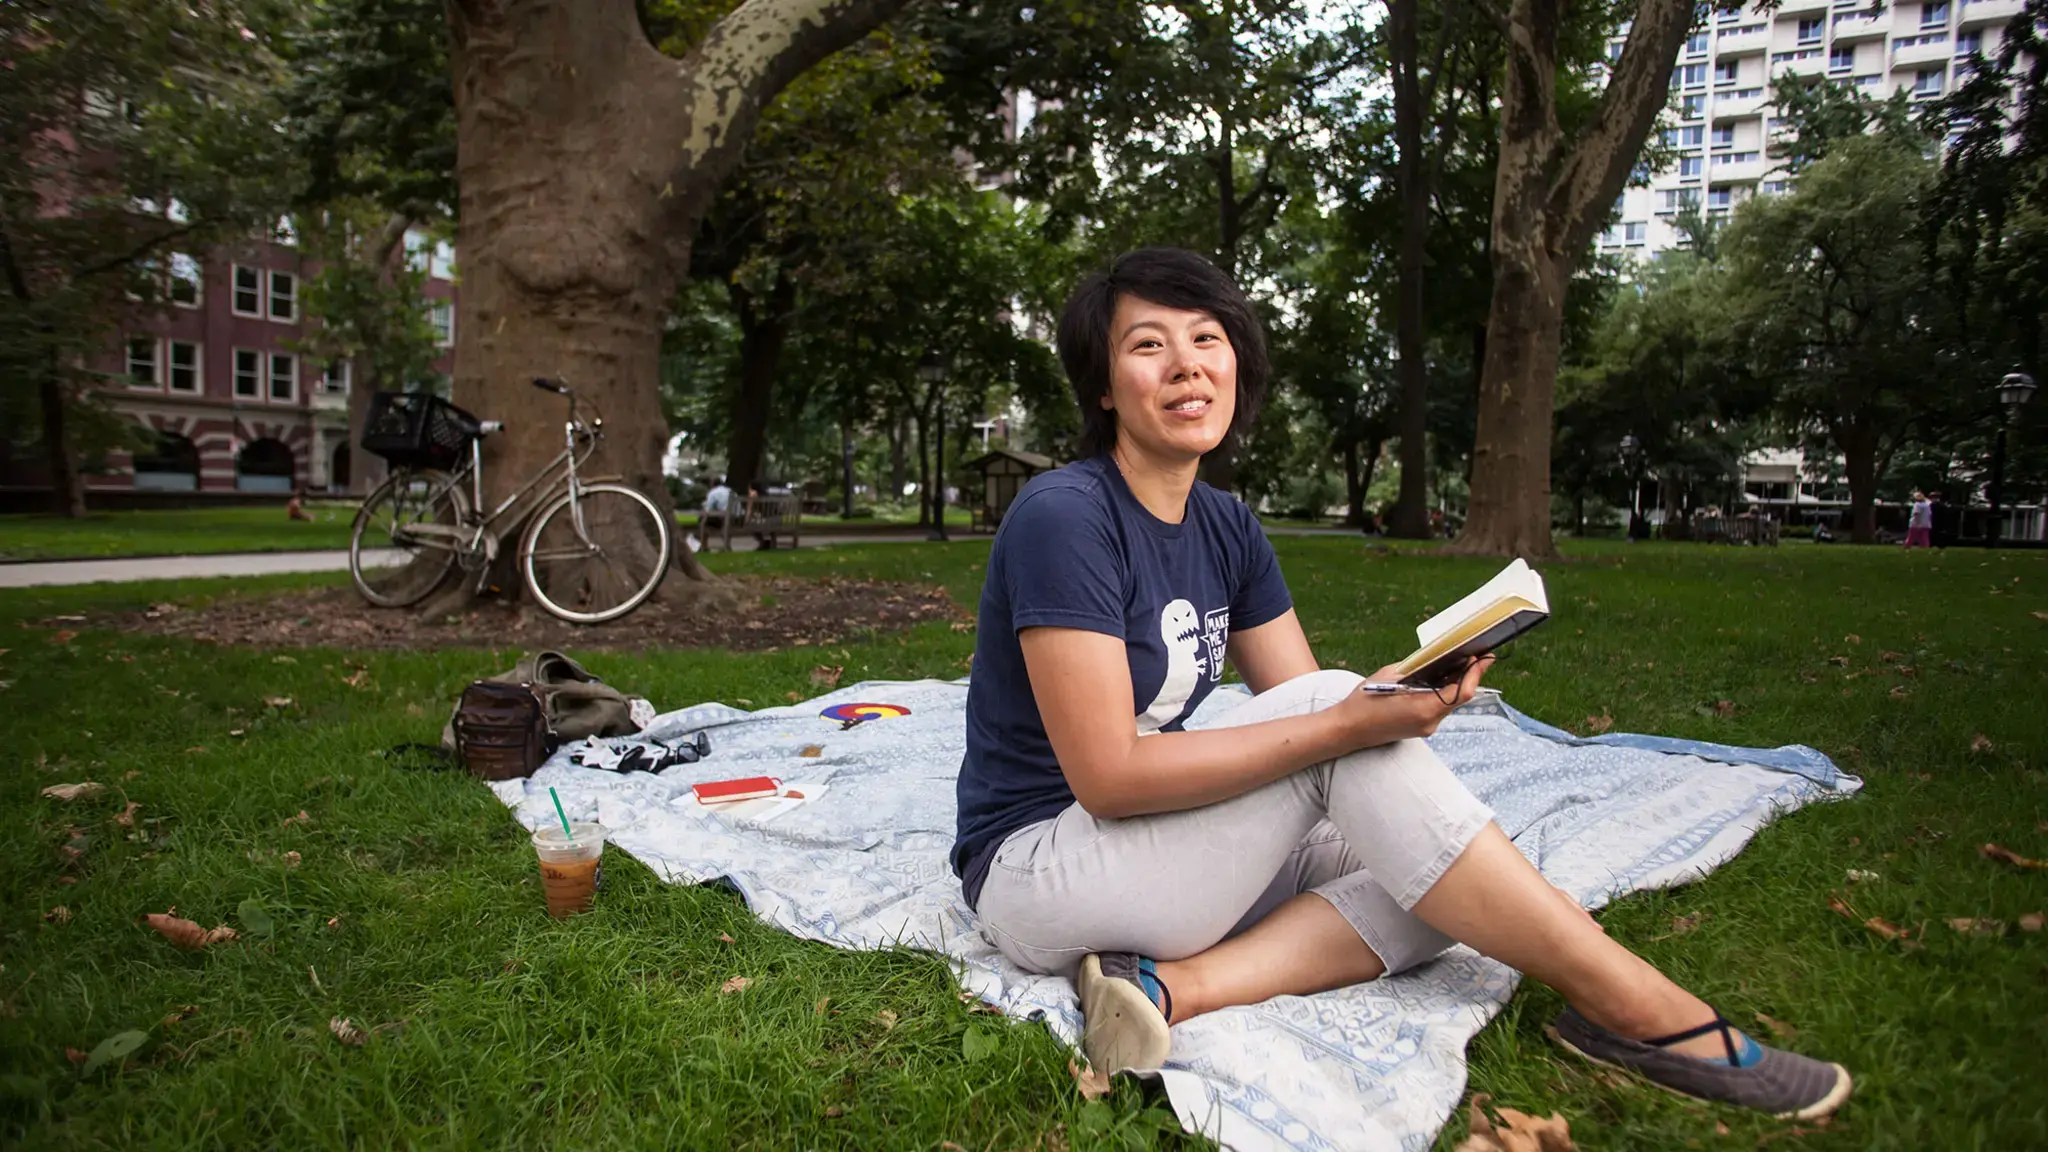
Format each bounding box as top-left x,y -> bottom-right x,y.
531,377 -> 569,394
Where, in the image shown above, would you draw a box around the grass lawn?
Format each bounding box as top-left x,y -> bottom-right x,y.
0,508 -> 357,562
1,540 -> 2043,1150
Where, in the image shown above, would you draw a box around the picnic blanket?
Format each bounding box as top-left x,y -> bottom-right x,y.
492,679 -> 1860,1152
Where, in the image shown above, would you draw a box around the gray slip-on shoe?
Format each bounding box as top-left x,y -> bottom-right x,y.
1549,1007 -> 1852,1120
1075,952 -> 1172,1073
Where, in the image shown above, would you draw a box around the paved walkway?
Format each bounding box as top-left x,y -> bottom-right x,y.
0,526 -> 1368,589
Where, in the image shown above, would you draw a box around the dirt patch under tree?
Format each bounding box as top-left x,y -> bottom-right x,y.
94,576 -> 968,652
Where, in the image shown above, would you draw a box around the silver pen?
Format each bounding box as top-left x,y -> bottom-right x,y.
1358,682 -> 1441,695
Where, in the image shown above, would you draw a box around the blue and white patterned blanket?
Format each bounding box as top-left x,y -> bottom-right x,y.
493,680 -> 1859,1152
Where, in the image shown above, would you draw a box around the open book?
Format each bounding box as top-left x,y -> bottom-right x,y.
1390,558 -> 1550,688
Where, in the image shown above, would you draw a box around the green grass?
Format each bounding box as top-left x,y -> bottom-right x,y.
1,540 -> 2044,1150
0,507 -> 357,561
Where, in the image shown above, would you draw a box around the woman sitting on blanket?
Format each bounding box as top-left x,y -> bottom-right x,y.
950,248 -> 1852,1120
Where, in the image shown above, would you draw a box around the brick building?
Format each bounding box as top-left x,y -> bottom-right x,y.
79,228 -> 456,498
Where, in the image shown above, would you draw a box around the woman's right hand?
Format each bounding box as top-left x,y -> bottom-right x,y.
1336,655 -> 1496,745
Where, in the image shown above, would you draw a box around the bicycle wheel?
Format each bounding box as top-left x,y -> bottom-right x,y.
520,483 -> 673,624
350,468 -> 469,608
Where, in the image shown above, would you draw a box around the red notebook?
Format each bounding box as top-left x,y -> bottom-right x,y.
691,775 -> 781,805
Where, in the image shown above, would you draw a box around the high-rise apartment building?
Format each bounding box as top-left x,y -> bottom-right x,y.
1599,0 -> 2027,257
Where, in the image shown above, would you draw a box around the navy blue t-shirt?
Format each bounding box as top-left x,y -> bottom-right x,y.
951,455 -> 1294,907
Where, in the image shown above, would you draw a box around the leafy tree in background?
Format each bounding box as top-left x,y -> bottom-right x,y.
1719,133 -> 1943,543
1454,0 -> 1694,558
0,0 -> 301,516
441,0 -> 918,603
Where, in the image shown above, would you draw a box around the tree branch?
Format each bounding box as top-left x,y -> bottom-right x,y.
672,0 -> 915,206
1550,0 -> 1696,255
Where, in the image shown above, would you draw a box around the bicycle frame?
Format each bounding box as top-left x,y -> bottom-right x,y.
428,397 -> 603,557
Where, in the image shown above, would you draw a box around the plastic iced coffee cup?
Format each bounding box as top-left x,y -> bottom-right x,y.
532,822 -> 606,918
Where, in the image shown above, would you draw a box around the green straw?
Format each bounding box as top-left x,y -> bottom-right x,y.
548,787 -> 574,839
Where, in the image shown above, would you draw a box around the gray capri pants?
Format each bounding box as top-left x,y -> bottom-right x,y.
974,668 -> 1495,979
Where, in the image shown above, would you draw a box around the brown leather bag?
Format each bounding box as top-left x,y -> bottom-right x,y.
452,681 -> 552,781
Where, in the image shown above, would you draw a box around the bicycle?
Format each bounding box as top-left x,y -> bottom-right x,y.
348,377 -> 672,624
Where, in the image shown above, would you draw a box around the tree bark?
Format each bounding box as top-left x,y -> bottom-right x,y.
1388,0 -> 1432,539
39,367 -> 85,518
1452,0 -> 1693,558
724,275 -> 793,490
889,413 -> 907,504
1343,438 -> 1362,526
445,0 -> 914,604
1838,420 -> 1879,544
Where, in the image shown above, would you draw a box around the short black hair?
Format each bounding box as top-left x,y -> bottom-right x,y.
1055,247 -> 1270,459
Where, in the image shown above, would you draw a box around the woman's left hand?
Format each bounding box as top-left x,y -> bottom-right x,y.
1349,654 -> 1496,742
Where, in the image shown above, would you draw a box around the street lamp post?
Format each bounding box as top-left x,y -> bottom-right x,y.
1620,434 -> 1645,541
919,354 -> 949,543
1986,371 -> 2038,549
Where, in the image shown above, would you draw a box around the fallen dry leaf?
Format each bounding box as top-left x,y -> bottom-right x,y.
51,629 -> 77,644
1712,699 -> 1736,717
1879,650 -> 1903,663
1980,843 -> 2047,870
1584,713 -> 1614,735
720,976 -> 752,994
1454,1094 -> 1576,1152
43,905 -> 71,924
281,851 -> 301,868
280,810 -> 311,828
342,667 -> 370,688
40,782 -> 105,801
1652,912 -> 1705,941
114,801 -> 141,828
823,1105 -> 844,1119
161,1005 -> 198,1027
2019,912 -> 2044,933
1069,1057 -> 1113,1101
798,744 -> 823,758
1753,1012 -> 1797,1041
1844,633 -> 1861,645
1888,685 -> 1910,700
228,729 -> 245,738
64,1047 -> 88,1065
873,1008 -> 898,1029
1970,734 -> 1995,754
814,996 -> 831,1017
717,932 -> 735,944
327,916 -> 342,930
1846,869 -> 1880,883
784,691 -> 802,702
329,1017 -> 366,1046
1947,917 -> 2005,936
1827,892 -> 1919,948
808,665 -> 844,688
264,696 -> 293,709
950,620 -> 973,632
144,913 -> 238,950
1827,655 -> 1849,667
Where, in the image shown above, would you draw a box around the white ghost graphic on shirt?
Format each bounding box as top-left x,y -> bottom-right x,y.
1137,598 -> 1206,734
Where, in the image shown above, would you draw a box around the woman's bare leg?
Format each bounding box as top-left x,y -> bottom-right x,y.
1410,825 -> 1728,1060
1153,893 -> 1386,1024
1146,825 -> 1730,1062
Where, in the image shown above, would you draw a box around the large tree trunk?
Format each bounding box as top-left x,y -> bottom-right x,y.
1343,438 -> 1363,526
1452,0 -> 1693,558
889,413 -> 907,504
39,368 -> 85,518
444,0 -> 913,607
1388,0 -> 1432,539
725,276 -> 793,490
1838,421 -> 1879,544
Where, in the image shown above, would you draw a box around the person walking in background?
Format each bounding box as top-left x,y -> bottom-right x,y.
1905,491 -> 1933,549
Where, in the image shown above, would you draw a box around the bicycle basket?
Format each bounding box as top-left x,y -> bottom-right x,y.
360,392 -> 480,470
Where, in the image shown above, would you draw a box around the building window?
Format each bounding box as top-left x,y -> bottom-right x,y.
169,253 -> 201,307
1667,125 -> 1705,148
1674,63 -> 1707,88
274,217 -> 297,247
232,265 -> 261,316
267,270 -> 297,322
167,341 -> 200,394
127,337 -> 158,388
1915,68 -> 1944,96
1830,47 -> 1855,72
323,360 -> 351,396
268,352 -> 297,402
1797,17 -> 1822,44
1712,124 -> 1736,147
1763,180 -> 1791,195
1686,32 -> 1708,56
1708,187 -> 1734,209
429,300 -> 455,347
1623,221 -> 1647,245
1922,2 -> 1948,27
429,241 -> 456,282
1714,60 -> 1739,85
233,348 -> 261,398
1956,31 -> 1981,56
1682,94 -> 1704,119
1680,155 -> 1704,177
1658,188 -> 1700,214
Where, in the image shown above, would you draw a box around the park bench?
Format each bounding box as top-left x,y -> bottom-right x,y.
712,492 -> 802,551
